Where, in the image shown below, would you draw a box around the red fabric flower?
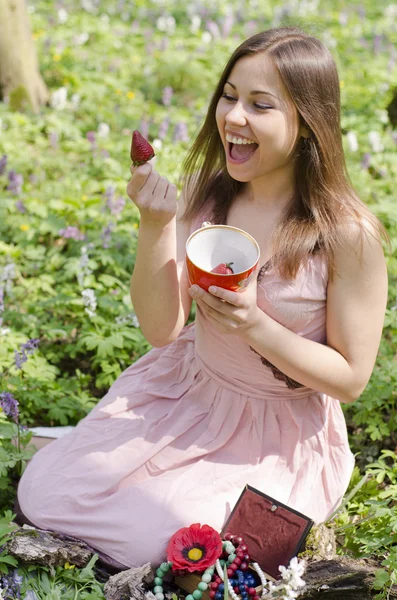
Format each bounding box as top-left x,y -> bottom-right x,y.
167,523 -> 223,572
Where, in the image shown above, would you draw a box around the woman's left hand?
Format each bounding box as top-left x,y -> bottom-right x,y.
188,266 -> 261,337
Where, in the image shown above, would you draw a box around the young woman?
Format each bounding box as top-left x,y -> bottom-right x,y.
17,27 -> 388,570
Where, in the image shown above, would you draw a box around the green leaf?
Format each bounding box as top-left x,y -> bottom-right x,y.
373,568 -> 391,590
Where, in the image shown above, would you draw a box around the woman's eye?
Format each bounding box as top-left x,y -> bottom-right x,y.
221,93 -> 236,102
221,94 -> 271,111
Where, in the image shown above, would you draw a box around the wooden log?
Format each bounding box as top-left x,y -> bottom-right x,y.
175,556 -> 397,600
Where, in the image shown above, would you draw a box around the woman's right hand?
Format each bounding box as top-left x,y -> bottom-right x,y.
126,162 -> 178,226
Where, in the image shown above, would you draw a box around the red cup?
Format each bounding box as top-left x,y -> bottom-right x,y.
186,222 -> 260,292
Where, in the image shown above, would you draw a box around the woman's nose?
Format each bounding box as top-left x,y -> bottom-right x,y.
225,102 -> 247,126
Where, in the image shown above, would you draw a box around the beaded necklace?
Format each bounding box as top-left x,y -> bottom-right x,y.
152,534 -> 269,600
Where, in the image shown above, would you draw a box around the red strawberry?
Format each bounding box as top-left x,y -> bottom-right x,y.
130,130 -> 155,166
211,262 -> 234,274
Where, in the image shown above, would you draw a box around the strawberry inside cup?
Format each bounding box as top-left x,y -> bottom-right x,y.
186,224 -> 260,292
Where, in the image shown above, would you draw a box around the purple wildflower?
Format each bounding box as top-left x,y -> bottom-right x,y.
158,117 -> 170,140
244,20 -> 258,36
139,118 -> 150,139
59,226 -> 85,241
108,195 -> 126,216
0,155 -> 7,175
0,569 -> 24,598
373,34 -> 382,55
15,200 -> 26,213
206,20 -> 221,39
159,37 -> 169,51
162,86 -> 173,106
104,185 -> 115,203
14,338 -> 40,370
101,222 -> 115,248
0,391 -> 19,422
222,13 -> 234,37
357,5 -> 366,19
0,285 -> 4,327
86,131 -> 96,148
7,170 -> 23,195
49,131 -> 59,149
361,153 -> 372,169
173,122 -> 189,143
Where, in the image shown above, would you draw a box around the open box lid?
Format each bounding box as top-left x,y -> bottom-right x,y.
221,485 -> 313,580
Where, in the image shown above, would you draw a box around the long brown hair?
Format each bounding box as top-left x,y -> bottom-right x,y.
179,27 -> 389,280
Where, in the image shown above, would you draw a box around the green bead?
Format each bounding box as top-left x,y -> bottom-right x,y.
220,560 -> 225,567
192,591 -> 202,600
154,578 -> 163,586
156,569 -> 164,578
202,573 -> 212,583
198,582 -> 208,591
228,553 -> 236,563
160,562 -> 170,572
154,586 -> 163,594
186,595 -> 194,600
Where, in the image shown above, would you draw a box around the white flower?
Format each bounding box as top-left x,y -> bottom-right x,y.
368,131 -> 384,153
81,0 -> 96,13
74,32 -> 89,45
385,4 -> 397,18
77,246 -> 93,287
202,31 -> 212,44
70,93 -> 81,108
1,263 -> 16,294
115,311 -> 140,328
152,138 -> 162,151
346,131 -> 358,152
156,15 -> 176,34
58,8 -> 68,23
190,15 -> 201,34
279,557 -> 306,590
82,288 -> 97,318
97,122 -> 110,138
376,109 -> 389,124
0,328 -> 10,336
50,87 -> 68,110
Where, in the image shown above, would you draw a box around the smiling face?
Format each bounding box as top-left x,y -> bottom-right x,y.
215,52 -> 307,184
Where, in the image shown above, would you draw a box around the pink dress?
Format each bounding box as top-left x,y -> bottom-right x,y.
17,214 -> 355,569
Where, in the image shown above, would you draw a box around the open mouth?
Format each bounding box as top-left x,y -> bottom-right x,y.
227,141 -> 259,163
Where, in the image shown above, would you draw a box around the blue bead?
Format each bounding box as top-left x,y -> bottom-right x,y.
235,570 -> 243,577
215,593 -> 223,600
218,584 -> 224,593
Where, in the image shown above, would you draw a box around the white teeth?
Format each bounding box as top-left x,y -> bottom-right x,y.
226,133 -> 256,145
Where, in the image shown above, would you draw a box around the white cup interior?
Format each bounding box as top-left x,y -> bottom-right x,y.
187,226 -> 259,274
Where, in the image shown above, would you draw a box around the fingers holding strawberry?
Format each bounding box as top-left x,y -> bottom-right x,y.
126,130 -> 178,225
130,130 -> 155,166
